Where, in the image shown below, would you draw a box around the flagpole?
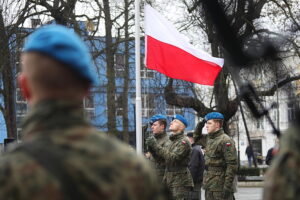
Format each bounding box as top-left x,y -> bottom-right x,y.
135,0 -> 142,154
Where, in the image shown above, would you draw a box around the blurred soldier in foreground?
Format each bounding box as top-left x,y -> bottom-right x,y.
146,114 -> 193,200
263,124 -> 299,200
187,132 -> 205,200
147,114 -> 170,182
0,25 -> 168,200
197,112 -> 237,200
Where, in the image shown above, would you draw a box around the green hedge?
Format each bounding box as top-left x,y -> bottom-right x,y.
238,167 -> 260,176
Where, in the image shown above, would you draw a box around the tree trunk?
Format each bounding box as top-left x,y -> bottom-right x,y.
103,0 -> 117,135
0,10 -> 17,139
122,0 -> 130,143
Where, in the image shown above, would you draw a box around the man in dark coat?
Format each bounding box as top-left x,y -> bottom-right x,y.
245,145 -> 254,167
187,132 -> 205,200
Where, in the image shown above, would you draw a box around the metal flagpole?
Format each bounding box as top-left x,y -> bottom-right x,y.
135,0 -> 142,154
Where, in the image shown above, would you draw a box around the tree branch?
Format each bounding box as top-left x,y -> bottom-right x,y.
257,75 -> 300,96
164,79 -> 213,116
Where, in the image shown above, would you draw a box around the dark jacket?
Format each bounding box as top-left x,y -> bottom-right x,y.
266,148 -> 274,165
246,146 -> 254,158
188,144 -> 205,184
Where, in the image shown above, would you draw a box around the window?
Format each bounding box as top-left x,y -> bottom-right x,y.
251,139 -> 263,164
16,87 -> 28,128
115,54 -> 125,77
252,139 -> 262,155
142,94 -> 155,117
16,103 -> 27,115
16,115 -> 26,128
287,103 -> 296,122
115,94 -> 123,116
16,88 -> 26,103
140,55 -> 154,78
166,104 -> 183,116
256,119 -> 264,129
31,19 -> 41,28
84,94 -> 95,120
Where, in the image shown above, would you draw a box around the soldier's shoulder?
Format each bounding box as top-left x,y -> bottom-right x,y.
159,134 -> 170,145
0,148 -> 35,185
174,136 -> 191,150
220,132 -> 234,142
174,135 -> 187,143
279,126 -> 300,151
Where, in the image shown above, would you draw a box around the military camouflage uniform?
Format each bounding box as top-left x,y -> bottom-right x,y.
0,100 -> 169,200
200,129 -> 237,200
149,131 -> 170,182
263,126 -> 300,200
147,132 -> 193,200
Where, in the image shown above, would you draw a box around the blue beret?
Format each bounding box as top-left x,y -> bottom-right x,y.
150,114 -> 167,124
23,24 -> 97,84
172,114 -> 188,127
205,112 -> 224,121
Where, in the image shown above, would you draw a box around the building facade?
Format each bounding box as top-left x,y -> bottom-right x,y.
0,22 -> 196,147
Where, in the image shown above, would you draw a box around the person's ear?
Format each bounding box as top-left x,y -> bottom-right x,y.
18,73 -> 31,100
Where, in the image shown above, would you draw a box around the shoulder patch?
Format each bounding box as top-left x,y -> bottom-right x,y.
226,142 -> 232,146
182,140 -> 186,144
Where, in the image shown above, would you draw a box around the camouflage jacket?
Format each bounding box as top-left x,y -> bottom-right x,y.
149,132 -> 170,182
0,100 -> 169,200
263,126 -> 300,200
149,132 -> 193,188
202,129 -> 237,192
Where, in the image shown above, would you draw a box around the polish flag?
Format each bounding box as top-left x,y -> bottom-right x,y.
144,5 -> 224,86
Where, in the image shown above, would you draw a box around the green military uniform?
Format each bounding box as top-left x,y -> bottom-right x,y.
149,131 -> 170,182
263,126 -> 299,200
147,132 -> 193,200
0,100 -> 169,200
201,129 -> 237,200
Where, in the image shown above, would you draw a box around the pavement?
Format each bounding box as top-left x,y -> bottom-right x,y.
238,181 -> 264,187
235,187 -> 263,200
201,186 -> 263,200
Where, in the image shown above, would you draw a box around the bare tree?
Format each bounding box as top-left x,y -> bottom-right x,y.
0,1 -> 41,138
161,0 -> 300,136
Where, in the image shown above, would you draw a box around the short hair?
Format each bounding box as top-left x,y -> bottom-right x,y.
187,132 -> 193,138
21,52 -> 90,97
157,119 -> 167,130
212,119 -> 223,128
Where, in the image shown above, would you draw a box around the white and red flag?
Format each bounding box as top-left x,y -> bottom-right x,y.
144,5 -> 224,86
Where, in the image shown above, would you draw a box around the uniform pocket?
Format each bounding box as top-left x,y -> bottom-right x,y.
203,171 -> 225,191
167,170 -> 193,187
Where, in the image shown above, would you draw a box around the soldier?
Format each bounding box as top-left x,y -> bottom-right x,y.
198,112 -> 237,200
263,125 -> 299,200
0,25 -> 169,200
147,114 -> 170,182
187,132 -> 205,200
146,114 -> 194,200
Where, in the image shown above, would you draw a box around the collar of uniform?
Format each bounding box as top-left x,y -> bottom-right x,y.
208,129 -> 224,139
169,132 -> 184,141
154,131 -> 167,139
21,99 -> 89,139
